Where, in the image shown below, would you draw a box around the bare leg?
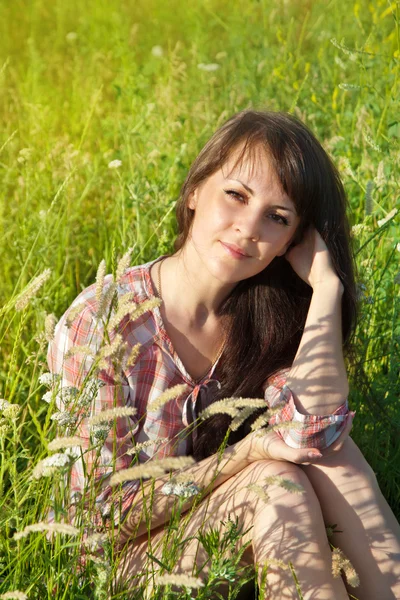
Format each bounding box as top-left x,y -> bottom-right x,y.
115,459 -> 349,599
301,436 -> 400,599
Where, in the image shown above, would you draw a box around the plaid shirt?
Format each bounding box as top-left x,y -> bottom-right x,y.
47,255 -> 349,527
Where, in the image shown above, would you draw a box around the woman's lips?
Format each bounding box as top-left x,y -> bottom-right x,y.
220,241 -> 250,259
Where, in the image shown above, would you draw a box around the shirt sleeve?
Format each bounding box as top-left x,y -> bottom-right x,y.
262,368 -> 350,450
47,293 -> 140,528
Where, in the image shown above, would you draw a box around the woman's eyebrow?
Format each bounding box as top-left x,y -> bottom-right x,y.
229,179 -> 297,214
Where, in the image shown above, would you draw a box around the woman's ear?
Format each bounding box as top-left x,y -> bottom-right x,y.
188,190 -> 197,210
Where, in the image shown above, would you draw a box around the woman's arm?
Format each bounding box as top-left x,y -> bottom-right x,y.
284,227 -> 349,416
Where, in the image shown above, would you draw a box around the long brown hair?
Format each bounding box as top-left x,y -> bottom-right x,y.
173,109 -> 358,461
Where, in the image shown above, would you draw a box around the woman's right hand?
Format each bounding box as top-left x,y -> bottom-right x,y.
241,411 -> 355,465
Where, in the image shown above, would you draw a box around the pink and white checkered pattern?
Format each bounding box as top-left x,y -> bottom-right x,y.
47,255 -> 349,528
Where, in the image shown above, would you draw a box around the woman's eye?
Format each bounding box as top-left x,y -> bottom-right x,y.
224,189 -> 245,202
269,213 -> 290,226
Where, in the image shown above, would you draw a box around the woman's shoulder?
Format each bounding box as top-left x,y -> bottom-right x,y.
53,257 -> 162,339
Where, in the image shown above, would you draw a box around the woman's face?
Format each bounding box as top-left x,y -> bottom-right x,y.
184,143 -> 301,284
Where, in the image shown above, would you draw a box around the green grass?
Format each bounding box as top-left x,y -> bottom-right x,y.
0,0 -> 399,597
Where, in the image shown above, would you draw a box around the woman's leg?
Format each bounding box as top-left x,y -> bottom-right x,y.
300,436 -> 400,599
115,459 -> 349,599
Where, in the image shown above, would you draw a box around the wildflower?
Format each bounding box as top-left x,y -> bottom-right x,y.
154,573 -> 204,589
13,521 -> 79,540
17,148 -> 32,163
377,208 -> 398,227
331,547 -> 360,587
55,386 -> 79,408
264,475 -> 305,494
109,455 -> 195,486
0,399 -> 21,418
45,313 -> 57,341
90,423 -> 110,443
0,419 -> 11,435
50,411 -> 77,427
48,436 -> 84,451
39,372 -> 60,387
197,63 -> 220,71
15,268 -> 51,311
32,452 -> 72,479
42,391 -> 53,404
151,45 -> 163,57
66,32 -> 78,42
0,591 -> 28,600
397,243 -> 400,252
161,478 -> 202,498
95,259 -> 106,307
88,406 -> 137,426
83,532 -> 108,551
246,483 -> 270,504
147,383 -> 189,412
351,224 -> 367,236
108,159 -> 122,169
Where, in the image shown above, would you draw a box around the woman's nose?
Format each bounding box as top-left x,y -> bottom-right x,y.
235,212 -> 261,241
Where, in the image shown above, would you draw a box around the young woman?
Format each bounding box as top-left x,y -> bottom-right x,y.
47,110 -> 400,599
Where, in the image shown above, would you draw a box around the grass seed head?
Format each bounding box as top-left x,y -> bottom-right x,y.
13,521 -> 79,540
15,268 -> 51,311
153,573 -> 204,588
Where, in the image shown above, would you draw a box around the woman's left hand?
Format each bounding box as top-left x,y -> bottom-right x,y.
284,226 -> 341,290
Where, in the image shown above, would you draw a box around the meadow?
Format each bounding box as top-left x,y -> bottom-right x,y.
0,0 -> 399,597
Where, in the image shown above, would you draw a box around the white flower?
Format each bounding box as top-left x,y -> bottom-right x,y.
90,423 -> 110,443
396,242 -> 400,252
50,411 -> 77,427
151,45 -> 163,57
66,32 -> 78,42
197,63 -> 220,71
108,159 -> 122,169
161,479 -> 201,498
0,399 -> 11,411
56,386 -> 79,408
39,372 -> 60,387
42,391 -> 54,404
32,453 -> 72,479
0,399 -> 20,419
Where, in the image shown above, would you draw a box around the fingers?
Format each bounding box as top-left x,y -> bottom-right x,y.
322,411 -> 355,455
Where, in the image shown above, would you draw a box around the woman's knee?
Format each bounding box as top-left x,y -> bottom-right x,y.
233,458 -> 322,513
